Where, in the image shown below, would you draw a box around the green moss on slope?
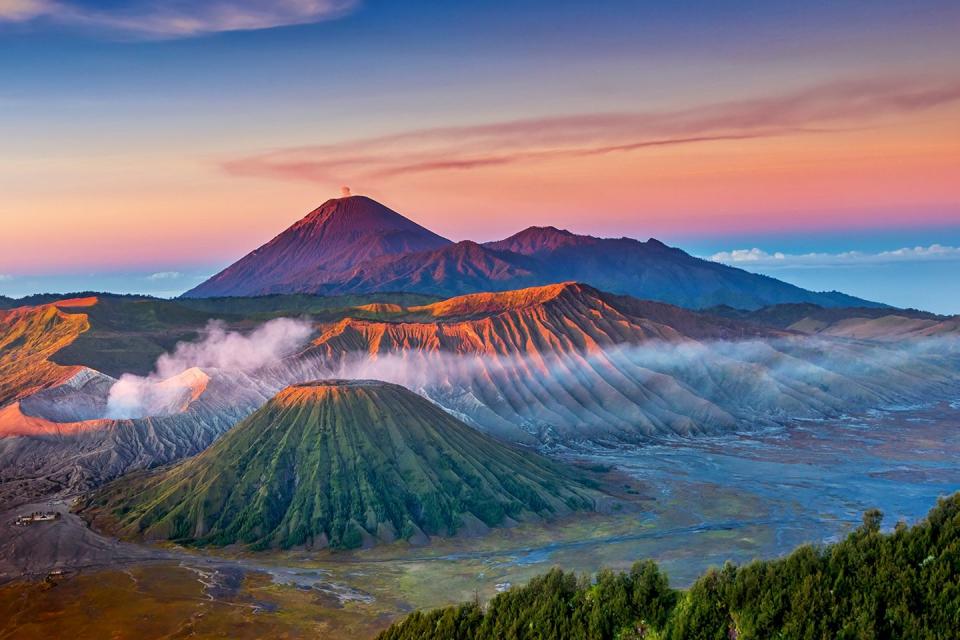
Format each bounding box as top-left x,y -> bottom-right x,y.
84,380 -> 600,550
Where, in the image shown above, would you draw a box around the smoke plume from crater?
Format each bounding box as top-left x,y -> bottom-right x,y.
105,318 -> 313,419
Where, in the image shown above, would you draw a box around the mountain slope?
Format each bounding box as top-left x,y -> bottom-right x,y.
0,298 -> 93,406
83,380 -> 600,550
183,196 -> 881,310
183,196 -> 451,298
293,283 -> 957,444
326,241 -> 539,296
486,227 -> 878,310
309,282 -> 772,358
485,226 -> 588,256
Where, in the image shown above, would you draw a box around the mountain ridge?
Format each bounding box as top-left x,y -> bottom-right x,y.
182,195 -> 883,310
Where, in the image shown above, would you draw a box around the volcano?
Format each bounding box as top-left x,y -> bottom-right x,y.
183,195 -> 451,298
184,195 -> 880,309
83,380 -> 600,550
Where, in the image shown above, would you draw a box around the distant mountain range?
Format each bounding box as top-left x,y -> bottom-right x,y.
183,195 -> 879,310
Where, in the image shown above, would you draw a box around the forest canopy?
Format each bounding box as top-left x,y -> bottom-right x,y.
378,492 -> 960,640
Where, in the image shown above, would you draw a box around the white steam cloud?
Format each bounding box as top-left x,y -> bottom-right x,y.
105,318 -> 313,419
153,318 -> 312,378
293,335 -> 960,440
87,312 -> 960,442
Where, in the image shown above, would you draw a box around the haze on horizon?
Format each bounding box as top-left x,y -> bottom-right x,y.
1,0 -> 958,312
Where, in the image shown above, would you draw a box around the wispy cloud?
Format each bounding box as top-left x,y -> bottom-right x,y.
0,0 -> 51,21
0,0 -> 358,38
710,245 -> 960,267
0,274 -> 13,282
146,271 -> 184,281
222,76 -> 960,184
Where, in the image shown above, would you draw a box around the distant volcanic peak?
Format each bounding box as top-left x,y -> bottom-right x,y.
413,281 -> 593,318
487,225 -> 594,255
184,194 -> 882,309
181,195 -> 451,298
298,195 -> 447,238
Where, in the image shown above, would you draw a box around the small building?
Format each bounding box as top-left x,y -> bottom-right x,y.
14,511 -> 61,526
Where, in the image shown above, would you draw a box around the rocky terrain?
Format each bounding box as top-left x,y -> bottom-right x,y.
0,297 -> 94,406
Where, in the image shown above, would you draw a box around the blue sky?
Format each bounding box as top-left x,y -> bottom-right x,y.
1,0 -> 958,311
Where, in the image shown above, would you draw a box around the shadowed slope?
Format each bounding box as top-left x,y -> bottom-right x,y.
84,380 -> 601,550
487,227 -> 879,310
327,241 -> 538,297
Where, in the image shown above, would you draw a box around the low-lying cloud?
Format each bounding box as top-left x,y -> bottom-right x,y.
709,244 -> 960,267
105,318 -> 313,419
146,271 -> 183,281
0,0 -> 358,38
292,334 -> 960,440
74,321 -> 960,440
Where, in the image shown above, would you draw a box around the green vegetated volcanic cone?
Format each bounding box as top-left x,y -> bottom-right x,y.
82,380 -> 602,550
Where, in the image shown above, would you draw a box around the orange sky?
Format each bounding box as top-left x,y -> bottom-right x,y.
3,96 -> 957,274
2,2 -> 959,278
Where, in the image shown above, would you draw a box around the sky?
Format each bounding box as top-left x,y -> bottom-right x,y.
1,0 -> 959,311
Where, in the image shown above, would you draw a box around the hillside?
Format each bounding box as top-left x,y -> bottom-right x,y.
0,298 -> 93,406
308,282 -> 775,355
485,227 -> 877,310
0,291 -> 439,378
182,195 -> 881,310
709,303 -> 960,340
326,240 -> 540,297
82,380 -> 601,550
